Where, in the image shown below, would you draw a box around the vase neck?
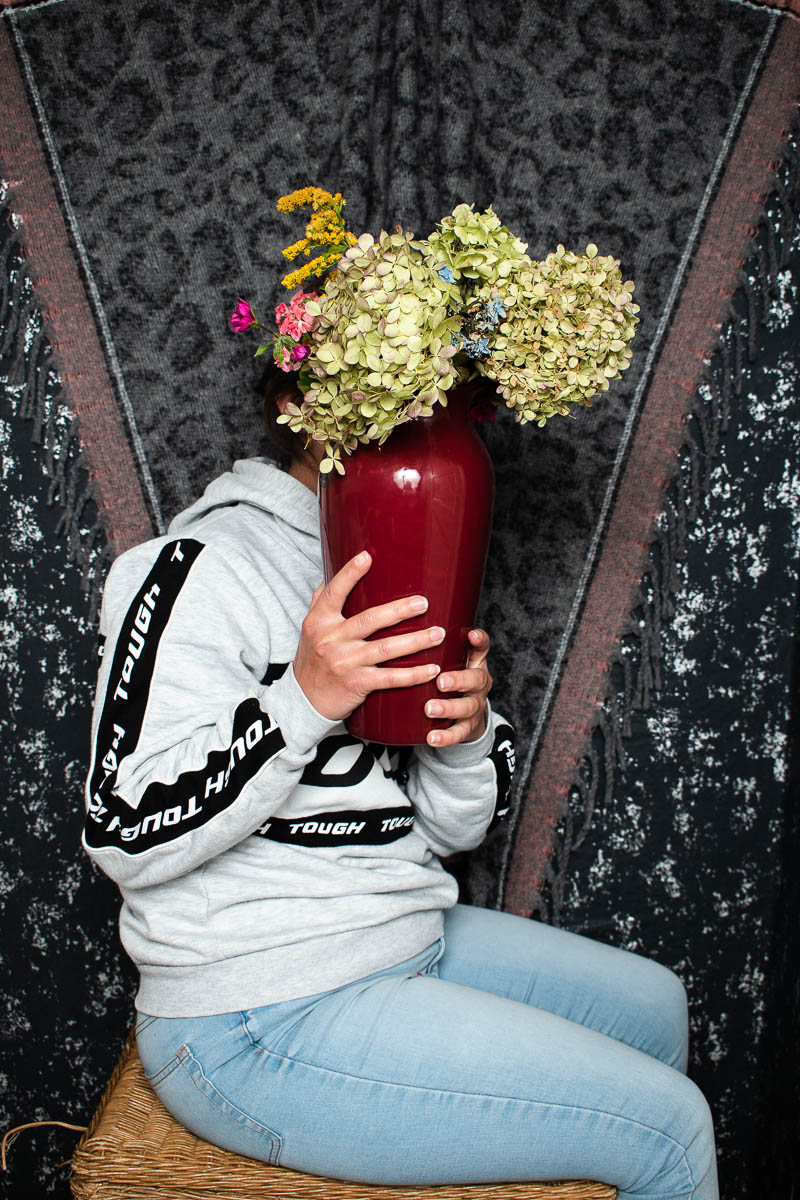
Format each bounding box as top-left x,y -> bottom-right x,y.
420,382 -> 482,431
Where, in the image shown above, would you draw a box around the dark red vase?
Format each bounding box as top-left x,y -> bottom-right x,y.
319,381 -> 495,745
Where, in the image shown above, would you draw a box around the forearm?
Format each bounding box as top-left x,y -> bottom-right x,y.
407,708 -> 515,855
83,665 -> 337,888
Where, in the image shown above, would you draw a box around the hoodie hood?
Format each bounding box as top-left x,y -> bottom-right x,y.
168,458 -> 320,541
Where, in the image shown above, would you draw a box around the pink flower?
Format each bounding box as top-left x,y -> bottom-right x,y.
276,315 -> 304,339
229,298 -> 256,333
275,291 -> 319,337
274,341 -> 310,372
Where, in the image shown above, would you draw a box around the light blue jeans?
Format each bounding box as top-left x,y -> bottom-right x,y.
136,904 -> 718,1198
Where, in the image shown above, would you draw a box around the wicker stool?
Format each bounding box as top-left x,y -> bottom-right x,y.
70,1032 -> 617,1200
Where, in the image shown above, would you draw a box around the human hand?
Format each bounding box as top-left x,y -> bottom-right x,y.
293,551 -> 444,721
424,628 -> 492,749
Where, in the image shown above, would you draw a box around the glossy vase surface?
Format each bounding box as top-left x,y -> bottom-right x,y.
319,382 -> 495,745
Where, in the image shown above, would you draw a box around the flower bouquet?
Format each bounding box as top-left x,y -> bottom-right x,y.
231,186 -> 640,474
231,187 -> 640,741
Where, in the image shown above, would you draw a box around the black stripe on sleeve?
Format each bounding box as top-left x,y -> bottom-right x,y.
85,697 -> 285,854
254,805 -> 414,847
487,723 -> 515,831
261,662 -> 289,685
88,539 -> 206,811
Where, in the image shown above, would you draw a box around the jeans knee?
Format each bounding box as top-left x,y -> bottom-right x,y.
640,960 -> 689,1072
634,1076 -> 717,1200
672,1078 -> 717,1197
663,966 -> 689,1071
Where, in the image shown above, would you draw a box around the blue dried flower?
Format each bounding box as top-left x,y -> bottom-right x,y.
437,265 -> 456,283
452,330 -> 491,359
485,296 -> 506,324
451,293 -> 507,360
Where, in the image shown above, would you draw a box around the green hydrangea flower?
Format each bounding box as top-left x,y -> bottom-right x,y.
277,230 -> 464,473
474,244 -> 640,424
425,204 -> 531,285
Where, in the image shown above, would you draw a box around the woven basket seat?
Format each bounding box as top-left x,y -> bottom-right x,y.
71,1032 -> 617,1200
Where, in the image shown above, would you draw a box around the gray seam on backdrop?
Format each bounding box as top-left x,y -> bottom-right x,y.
6,9 -> 166,534
726,0 -> 800,26
1,0 -> 74,22
509,16 -> 777,817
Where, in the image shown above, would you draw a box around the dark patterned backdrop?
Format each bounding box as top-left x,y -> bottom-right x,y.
1,0 -> 799,1196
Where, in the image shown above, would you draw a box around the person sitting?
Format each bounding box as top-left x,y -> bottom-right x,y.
82,364 -> 718,1199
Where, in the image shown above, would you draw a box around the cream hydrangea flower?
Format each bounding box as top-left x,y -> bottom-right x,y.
278,229 -> 464,474
475,244 -> 639,424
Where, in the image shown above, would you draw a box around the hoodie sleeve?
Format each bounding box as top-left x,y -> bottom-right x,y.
83,536 -> 338,890
403,704 -> 516,856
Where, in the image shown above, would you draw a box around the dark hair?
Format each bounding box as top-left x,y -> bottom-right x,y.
258,361 -> 307,463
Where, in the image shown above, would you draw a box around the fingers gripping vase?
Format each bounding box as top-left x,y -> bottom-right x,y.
319,382 -> 495,745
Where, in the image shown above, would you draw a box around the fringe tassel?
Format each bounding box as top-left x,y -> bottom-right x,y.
541,123 -> 800,926
0,223 -> 20,360
1,204 -> 108,616
1,1120 -> 87,1172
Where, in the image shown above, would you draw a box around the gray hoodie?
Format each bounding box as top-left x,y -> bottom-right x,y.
83,460 -> 514,1016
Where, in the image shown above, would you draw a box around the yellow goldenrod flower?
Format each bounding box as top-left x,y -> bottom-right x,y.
281,248 -> 348,289
282,238 -> 310,262
277,187 -> 338,214
277,187 -> 356,286
281,255 -> 327,289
